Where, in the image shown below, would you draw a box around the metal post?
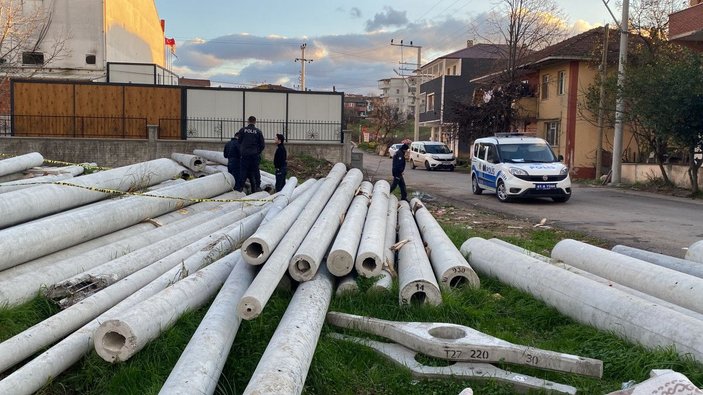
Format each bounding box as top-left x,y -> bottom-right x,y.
610,0 -> 629,185
391,39 -> 422,142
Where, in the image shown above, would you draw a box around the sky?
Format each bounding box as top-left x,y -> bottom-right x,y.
154,0 -> 618,95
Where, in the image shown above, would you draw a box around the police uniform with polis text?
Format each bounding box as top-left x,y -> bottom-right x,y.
237,116 -> 265,192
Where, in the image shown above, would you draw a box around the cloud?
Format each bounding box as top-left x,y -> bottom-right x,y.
350,7 -> 362,19
365,7 -> 408,32
571,19 -> 600,34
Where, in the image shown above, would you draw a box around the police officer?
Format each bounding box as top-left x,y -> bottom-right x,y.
390,140 -> 410,201
273,133 -> 287,192
223,131 -> 242,191
237,116 -> 265,192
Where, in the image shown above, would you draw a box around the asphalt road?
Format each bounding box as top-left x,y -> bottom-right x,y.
361,149 -> 703,258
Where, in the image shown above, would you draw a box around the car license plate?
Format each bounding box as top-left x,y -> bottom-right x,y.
535,183 -> 556,190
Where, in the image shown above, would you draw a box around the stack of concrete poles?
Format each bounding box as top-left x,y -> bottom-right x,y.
48,192 -> 270,306
193,149 -> 227,165
171,152 -> 206,172
0,190 -> 248,307
93,251 -> 243,363
327,181 -> 373,277
0,171 -> 235,271
238,163 -> 347,320
0,206 -> 265,378
0,152 -> 44,177
289,169 -> 363,281
159,256 -> 257,394
490,239 -> 703,322
461,237 -> 703,362
0,165 -> 84,194
410,198 -> 480,290
686,240 -> 703,264
336,273 -> 360,296
0,207 -> 268,394
0,158 -> 185,230
241,180 -> 321,266
355,180 -> 390,277
397,200 -> 442,306
242,267 -> 335,395
552,239 -> 703,315
612,245 -> 703,279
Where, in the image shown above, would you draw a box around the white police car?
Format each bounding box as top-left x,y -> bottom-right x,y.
470,134 -> 571,202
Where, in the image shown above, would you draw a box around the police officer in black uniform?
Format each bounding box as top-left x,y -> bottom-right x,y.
237,116 -> 265,192
390,141 -> 409,201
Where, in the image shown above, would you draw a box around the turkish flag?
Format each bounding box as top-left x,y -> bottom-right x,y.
165,37 -> 176,47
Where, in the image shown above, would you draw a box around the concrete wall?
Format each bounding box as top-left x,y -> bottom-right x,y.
622,163 -> 703,189
0,136 -> 349,169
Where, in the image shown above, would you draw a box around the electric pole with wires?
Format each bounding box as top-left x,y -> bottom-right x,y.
390,39 -> 422,142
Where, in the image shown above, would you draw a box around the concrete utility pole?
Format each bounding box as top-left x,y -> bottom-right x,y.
391,39 -> 422,142
596,24 -> 610,180
295,43 -> 313,91
608,0 -> 629,185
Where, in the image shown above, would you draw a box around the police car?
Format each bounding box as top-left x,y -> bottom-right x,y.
470,134 -> 571,202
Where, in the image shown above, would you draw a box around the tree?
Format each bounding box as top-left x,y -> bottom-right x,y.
370,102 -> 408,154
0,1 -> 68,111
471,0 -> 568,131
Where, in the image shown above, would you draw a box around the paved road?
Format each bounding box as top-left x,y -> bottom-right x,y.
361,150 -> 703,258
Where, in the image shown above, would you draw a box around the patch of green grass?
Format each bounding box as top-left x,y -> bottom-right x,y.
2,214 -> 701,394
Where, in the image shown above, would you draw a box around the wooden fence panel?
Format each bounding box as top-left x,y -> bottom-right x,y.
124,86 -> 181,139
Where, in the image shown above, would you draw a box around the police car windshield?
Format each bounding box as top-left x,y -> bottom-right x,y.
425,145 -> 451,154
498,143 -> 557,163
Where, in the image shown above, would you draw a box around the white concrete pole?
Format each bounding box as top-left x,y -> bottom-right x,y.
410,198 -> 480,289
0,190 -> 243,280
0,210 -> 266,378
242,266 -> 334,395
170,152 -> 206,172
0,165 -> 84,193
383,194 -> 399,272
355,180 -> 390,277
610,0 -> 629,185
238,163 -> 347,320
0,191 -> 252,307
159,255 -> 256,395
260,177 -> 298,226
241,180 -> 321,265
0,171 -> 234,270
490,238 -> 703,322
397,200 -> 441,306
327,181 -> 373,276
193,149 -> 227,165
369,270 -> 393,293
0,158 -> 185,229
686,240 -> 703,264
461,237 -> 703,362
552,239 -> 703,315
289,169 -> 363,281
93,252 -> 240,363
612,245 -> 703,279
0,152 -> 44,177
48,194 -> 268,305
336,273 -> 359,296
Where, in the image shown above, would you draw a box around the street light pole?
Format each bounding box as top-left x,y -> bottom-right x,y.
610,0 -> 629,185
391,39 -> 422,142
295,43 -> 313,91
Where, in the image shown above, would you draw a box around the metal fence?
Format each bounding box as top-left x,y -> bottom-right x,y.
159,117 -> 343,143
8,115 -> 148,138
0,115 -> 9,136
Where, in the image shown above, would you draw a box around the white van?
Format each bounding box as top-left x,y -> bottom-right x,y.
409,141 -> 456,171
470,134 -> 571,202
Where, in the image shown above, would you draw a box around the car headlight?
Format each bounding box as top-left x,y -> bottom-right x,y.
509,167 -> 528,176
559,167 -> 569,175
431,155 -> 440,160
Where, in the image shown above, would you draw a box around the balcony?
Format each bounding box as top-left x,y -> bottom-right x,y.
670,3 -> 703,42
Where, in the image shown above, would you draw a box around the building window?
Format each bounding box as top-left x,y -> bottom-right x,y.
541,74 -> 549,100
86,54 -> 96,65
545,121 -> 560,146
557,71 -> 566,95
396,89 -> 400,94
426,93 -> 435,113
453,65 -> 457,75
22,52 -> 44,65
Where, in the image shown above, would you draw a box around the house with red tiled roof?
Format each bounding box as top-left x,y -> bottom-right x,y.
472,27 -> 639,179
